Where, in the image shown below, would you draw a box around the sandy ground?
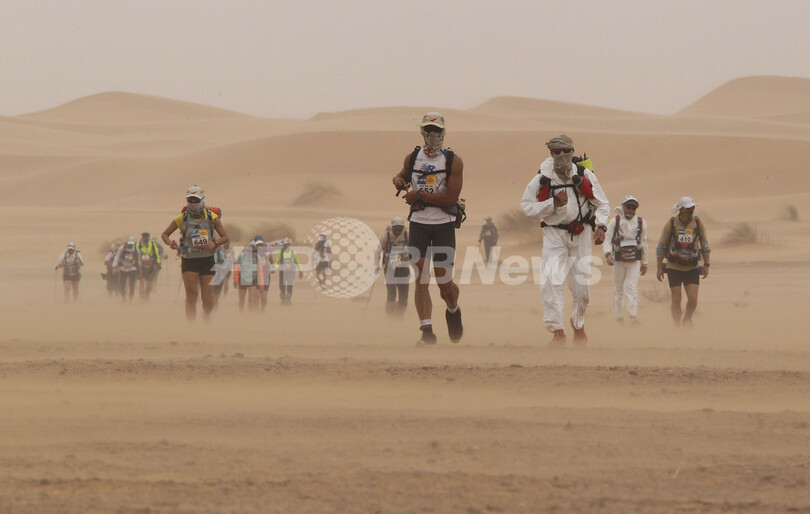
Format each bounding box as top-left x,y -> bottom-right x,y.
3,77 -> 810,512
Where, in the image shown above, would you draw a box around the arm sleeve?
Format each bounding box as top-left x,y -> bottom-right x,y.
521,175 -> 555,219
56,251 -> 66,267
640,219 -> 649,264
602,217 -> 616,255
699,222 -> 711,254
586,171 -> 610,227
112,248 -> 121,268
656,222 -> 671,259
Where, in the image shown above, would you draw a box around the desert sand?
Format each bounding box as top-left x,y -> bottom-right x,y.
2,76 -> 810,512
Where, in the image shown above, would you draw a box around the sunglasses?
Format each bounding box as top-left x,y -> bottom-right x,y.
186,197 -> 202,203
550,148 -> 573,155
624,203 -> 638,209
422,125 -> 443,133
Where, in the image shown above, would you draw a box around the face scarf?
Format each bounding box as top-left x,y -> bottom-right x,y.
545,134 -> 575,177
187,200 -> 205,216
421,128 -> 445,157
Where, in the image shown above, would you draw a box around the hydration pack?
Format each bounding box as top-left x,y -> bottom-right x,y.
537,154 -> 597,237
407,146 -> 466,228
667,216 -> 702,266
612,215 -> 643,262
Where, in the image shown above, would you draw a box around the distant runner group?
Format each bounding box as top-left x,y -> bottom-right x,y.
56,112 -> 711,345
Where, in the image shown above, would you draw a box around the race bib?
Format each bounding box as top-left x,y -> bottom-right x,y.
141,254 -> 152,264
416,174 -> 438,194
677,229 -> 694,244
191,229 -> 210,247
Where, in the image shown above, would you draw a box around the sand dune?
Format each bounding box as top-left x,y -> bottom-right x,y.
678,75 -> 810,118
3,76 -> 810,512
19,91 -> 253,123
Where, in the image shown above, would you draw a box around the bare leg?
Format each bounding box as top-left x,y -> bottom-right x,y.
670,286 -> 682,327
238,287 -> 247,311
183,271 -> 200,320
413,258 -> 432,323
683,283 -> 700,325
435,265 -> 458,310
199,274 -> 215,319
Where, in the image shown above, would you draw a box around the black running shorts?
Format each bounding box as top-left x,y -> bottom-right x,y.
408,221 -> 456,267
667,267 -> 701,288
181,256 -> 216,276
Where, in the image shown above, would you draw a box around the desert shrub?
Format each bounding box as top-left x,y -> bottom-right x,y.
290,180 -> 343,206
226,224 -> 246,244
641,282 -> 670,303
778,204 -> 799,221
251,221 -> 296,243
498,208 -> 541,236
722,222 -> 758,245
99,238 -> 126,256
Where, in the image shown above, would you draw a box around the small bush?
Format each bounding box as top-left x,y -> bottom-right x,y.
498,208 -> 541,236
722,222 -> 758,245
779,204 -> 799,221
641,282 -> 670,303
251,221 -> 296,244
226,224 -> 246,244
290,181 -> 343,206
99,238 -> 125,256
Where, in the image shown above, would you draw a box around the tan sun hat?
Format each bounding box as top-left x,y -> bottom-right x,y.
186,184 -> 205,200
420,112 -> 445,130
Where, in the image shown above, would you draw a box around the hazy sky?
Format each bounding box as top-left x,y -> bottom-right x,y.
3,0 -> 810,118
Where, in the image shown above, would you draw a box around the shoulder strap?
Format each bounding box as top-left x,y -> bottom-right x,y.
444,149 -> 455,178
612,214 -> 622,245
636,217 -> 643,244
408,146 -> 421,180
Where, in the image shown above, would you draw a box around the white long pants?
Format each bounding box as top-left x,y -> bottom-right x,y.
612,260 -> 640,319
540,227 -> 593,332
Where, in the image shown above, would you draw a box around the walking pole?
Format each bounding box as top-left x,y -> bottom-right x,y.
362,270 -> 379,316
175,275 -> 183,302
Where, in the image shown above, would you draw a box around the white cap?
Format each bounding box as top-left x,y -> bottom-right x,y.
319,232 -> 327,238
126,236 -> 136,245
420,112 -> 445,130
186,184 -> 205,200
67,242 -> 76,249
283,237 -> 291,244
391,216 -> 405,227
621,195 -> 639,206
672,196 -> 696,213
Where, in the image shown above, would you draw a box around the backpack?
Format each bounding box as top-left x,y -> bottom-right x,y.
384,226 -> 410,269
537,154 -> 597,237
407,146 -> 466,228
667,216 -> 702,266
612,215 -> 643,262
179,207 -> 220,253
